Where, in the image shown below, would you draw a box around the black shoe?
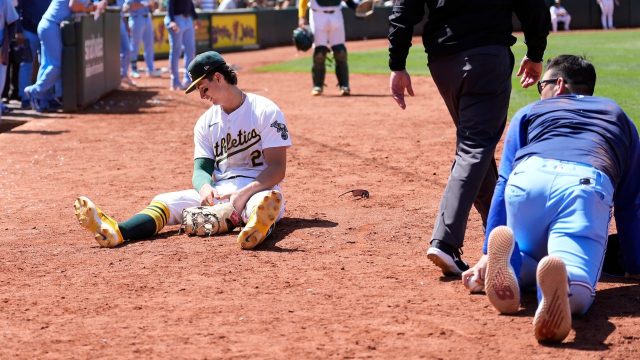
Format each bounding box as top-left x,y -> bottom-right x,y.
426,240 -> 469,276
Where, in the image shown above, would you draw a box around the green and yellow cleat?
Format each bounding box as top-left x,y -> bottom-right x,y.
74,196 -> 124,248
237,191 -> 282,250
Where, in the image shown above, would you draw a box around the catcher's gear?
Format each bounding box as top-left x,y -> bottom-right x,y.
331,44 -> 349,89
180,202 -> 243,236
312,46 -> 329,88
293,27 -> 314,52
237,190 -> 282,250
74,196 -> 124,248
355,0 -> 374,18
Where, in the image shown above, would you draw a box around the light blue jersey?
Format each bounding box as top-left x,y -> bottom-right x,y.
125,0 -> 151,17
43,0 -> 90,24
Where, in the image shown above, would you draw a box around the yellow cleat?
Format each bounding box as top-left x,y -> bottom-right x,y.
237,191 -> 282,250
74,196 -> 124,248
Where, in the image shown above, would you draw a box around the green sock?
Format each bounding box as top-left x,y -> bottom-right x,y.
119,201 -> 170,240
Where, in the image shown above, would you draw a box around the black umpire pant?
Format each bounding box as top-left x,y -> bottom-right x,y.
428,45 -> 514,249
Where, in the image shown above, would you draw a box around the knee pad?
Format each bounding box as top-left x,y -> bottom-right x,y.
569,281 -> 595,315
313,46 -> 329,65
331,44 -> 347,62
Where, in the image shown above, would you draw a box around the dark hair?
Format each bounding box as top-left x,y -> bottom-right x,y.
545,55 -> 596,95
205,64 -> 238,85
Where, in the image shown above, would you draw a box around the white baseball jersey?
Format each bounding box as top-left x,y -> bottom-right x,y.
193,93 -> 292,183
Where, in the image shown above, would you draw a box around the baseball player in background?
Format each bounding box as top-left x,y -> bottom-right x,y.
549,0 -> 571,32
0,0 -> 19,122
124,0 -> 162,78
165,0 -> 197,90
116,0 -> 136,87
298,0 -> 358,96
597,0 -> 619,30
23,0 -> 108,112
461,55 -> 640,343
388,0 -> 550,276
16,0 -> 52,110
74,51 -> 292,250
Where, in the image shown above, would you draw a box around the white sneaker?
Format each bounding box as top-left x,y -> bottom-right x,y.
131,70 -> 141,79
121,76 -> 137,87
485,226 -> 520,314
533,256 -> 572,343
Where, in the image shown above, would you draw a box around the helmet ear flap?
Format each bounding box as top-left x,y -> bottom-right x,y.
293,27 -> 314,52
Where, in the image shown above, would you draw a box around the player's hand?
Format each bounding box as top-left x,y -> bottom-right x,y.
194,19 -> 201,30
199,184 -> 219,206
298,17 -> 306,29
516,56 -> 542,89
390,70 -> 414,110
168,21 -> 180,33
229,191 -> 250,215
462,255 -> 488,291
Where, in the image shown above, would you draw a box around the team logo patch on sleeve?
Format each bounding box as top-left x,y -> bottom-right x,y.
270,121 -> 289,140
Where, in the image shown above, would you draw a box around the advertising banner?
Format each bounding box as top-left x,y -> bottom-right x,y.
210,13 -> 258,49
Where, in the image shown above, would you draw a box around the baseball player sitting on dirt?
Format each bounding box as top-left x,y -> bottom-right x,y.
74,51 -> 292,250
461,55 -> 640,343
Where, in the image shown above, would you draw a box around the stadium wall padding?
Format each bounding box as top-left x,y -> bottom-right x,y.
61,9 -> 120,111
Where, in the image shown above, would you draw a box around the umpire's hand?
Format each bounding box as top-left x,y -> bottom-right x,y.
390,70 -> 414,110
516,57 -> 543,89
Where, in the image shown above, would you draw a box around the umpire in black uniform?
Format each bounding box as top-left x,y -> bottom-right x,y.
388,0 -> 550,276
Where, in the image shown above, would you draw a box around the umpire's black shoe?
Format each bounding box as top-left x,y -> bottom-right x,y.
427,240 -> 469,276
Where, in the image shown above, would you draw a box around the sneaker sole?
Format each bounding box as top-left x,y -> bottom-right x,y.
237,191 -> 282,249
485,226 -> 520,314
426,247 -> 462,276
533,256 -> 572,343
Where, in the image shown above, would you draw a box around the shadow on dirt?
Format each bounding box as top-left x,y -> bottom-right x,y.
566,279 -> 640,350
257,217 -> 339,252
0,119 -> 27,133
120,217 -> 338,252
80,88 -> 161,114
514,277 -> 640,350
323,94 -> 389,98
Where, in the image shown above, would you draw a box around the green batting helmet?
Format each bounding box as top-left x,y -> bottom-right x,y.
293,27 -> 314,52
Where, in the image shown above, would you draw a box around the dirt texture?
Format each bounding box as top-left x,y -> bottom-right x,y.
1,38 -> 639,359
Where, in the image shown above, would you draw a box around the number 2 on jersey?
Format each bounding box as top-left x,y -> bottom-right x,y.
251,150 -> 263,167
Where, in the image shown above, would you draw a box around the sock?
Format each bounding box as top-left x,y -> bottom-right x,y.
118,201 -> 170,240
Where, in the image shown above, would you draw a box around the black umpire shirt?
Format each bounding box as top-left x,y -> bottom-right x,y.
388,0 -> 550,71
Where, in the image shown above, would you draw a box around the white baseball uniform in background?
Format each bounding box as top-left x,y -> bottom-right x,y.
154,93 -> 292,225
550,3 -> 571,32
309,0 -> 345,47
598,0 -> 616,29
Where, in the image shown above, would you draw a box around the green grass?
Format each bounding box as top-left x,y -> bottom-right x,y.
256,30 -> 640,126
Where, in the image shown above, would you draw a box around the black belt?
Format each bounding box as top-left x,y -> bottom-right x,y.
312,9 -> 335,14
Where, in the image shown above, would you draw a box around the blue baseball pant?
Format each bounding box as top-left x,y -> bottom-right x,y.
129,14 -> 155,72
165,14 -> 195,88
505,156 -> 614,314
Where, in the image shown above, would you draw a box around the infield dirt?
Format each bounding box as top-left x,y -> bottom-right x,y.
1,38 -> 639,359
